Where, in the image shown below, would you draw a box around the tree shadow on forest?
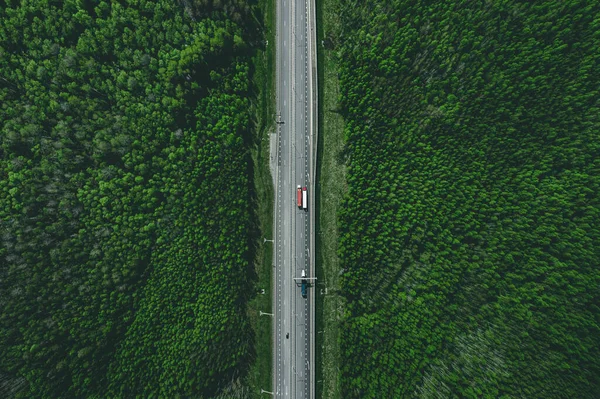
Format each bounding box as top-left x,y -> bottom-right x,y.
336,143 -> 351,166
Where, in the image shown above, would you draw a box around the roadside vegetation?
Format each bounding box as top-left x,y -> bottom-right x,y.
314,0 -> 345,398
246,0 -> 276,394
335,1 -> 600,397
0,0 -> 266,397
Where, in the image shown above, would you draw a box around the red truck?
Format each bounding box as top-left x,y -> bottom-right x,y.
297,185 -> 302,208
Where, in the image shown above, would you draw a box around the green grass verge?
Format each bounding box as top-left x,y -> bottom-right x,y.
246,0 -> 276,395
314,0 -> 345,397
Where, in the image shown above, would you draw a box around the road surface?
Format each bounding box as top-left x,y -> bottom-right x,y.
272,0 -> 316,396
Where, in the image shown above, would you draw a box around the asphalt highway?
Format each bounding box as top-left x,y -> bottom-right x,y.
273,0 -> 315,396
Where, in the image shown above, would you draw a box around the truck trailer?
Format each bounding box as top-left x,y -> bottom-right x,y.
301,269 -> 307,298
302,187 -> 307,211
297,185 -> 302,208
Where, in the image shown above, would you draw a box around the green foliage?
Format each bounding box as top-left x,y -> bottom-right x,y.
336,1 -> 600,398
0,0 -> 259,397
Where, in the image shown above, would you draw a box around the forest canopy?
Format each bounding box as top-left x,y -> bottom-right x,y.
0,0 -> 260,397
335,0 -> 600,397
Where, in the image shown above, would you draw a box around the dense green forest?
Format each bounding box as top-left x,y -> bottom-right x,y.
0,0 -> 261,397
334,0 -> 600,397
